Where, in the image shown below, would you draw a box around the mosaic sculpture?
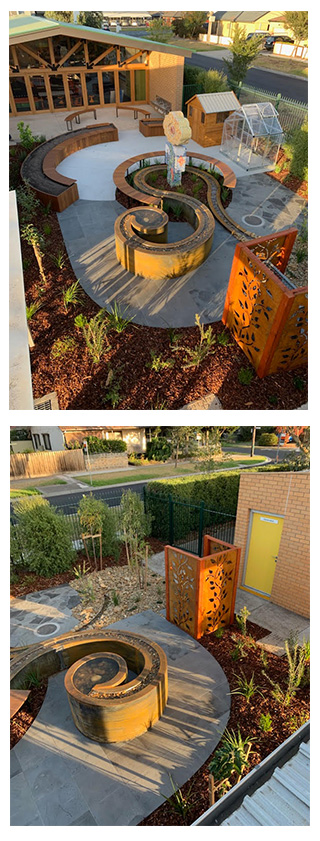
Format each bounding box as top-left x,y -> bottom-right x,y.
163,111 -> 192,187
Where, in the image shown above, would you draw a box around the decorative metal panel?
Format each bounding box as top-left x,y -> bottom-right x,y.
166,546 -> 198,638
268,290 -> 308,373
199,548 -> 238,637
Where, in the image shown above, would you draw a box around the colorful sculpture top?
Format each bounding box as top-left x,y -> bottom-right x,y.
163,111 -> 192,146
162,111 -> 192,188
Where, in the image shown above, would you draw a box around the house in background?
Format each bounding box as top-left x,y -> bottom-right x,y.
211,11 -> 290,40
234,471 -> 309,618
32,426 -> 146,454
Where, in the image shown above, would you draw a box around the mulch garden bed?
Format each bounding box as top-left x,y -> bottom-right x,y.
139,619 -> 310,826
12,144 -> 307,409
268,149 -> 308,199
10,678 -> 48,749
10,536 -> 165,598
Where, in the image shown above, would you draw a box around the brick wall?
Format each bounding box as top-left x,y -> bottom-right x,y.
84,453 -> 128,471
234,472 -> 310,618
148,52 -> 184,111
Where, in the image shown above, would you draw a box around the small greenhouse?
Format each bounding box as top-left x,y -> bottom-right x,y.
221,102 -> 283,171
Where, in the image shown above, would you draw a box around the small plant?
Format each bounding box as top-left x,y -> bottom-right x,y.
16,183 -> 40,222
163,774 -> 193,820
79,579 -> 95,603
230,640 -> 245,661
214,626 -> 225,639
293,375 -> 305,392
168,327 -> 179,345
51,336 -> 77,359
17,121 -> 46,151
298,212 -> 308,243
295,246 -> 307,263
230,671 -> 262,704
62,280 -> 82,312
268,394 -> 279,406
22,258 -> 31,271
208,729 -> 253,801
287,710 -> 309,734
50,248 -> 66,269
236,605 -> 250,636
112,591 -> 120,606
238,367 -> 254,385
20,669 -> 41,689
42,201 -> 52,217
26,300 -> 41,321
191,173 -> 198,183
75,309 -> 109,364
147,350 -> 174,373
21,224 -> 46,285
148,171 -> 158,185
175,185 -> 185,194
73,560 -> 90,579
217,329 -> 230,346
259,712 -> 272,732
104,367 -> 122,408
173,313 -> 216,369
260,649 -> 268,668
43,222 -> 51,236
192,182 -> 202,198
172,203 -> 183,220
106,301 -> 134,333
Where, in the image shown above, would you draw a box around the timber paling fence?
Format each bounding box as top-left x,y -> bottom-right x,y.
11,485 -> 236,562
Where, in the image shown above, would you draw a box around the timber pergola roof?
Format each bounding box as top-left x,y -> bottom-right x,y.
9,14 -> 193,58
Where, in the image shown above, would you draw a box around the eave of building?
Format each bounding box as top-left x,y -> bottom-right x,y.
9,16 -> 192,58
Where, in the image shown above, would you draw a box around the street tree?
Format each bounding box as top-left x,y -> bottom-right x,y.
284,11 -> 308,44
77,11 -> 103,29
147,19 -> 173,43
44,11 -> 74,22
223,25 -> 263,90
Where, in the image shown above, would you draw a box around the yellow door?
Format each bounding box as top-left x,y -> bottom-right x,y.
244,512 -> 284,596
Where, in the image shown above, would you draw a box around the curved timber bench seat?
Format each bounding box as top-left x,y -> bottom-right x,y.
21,124 -> 119,212
115,104 -> 151,119
10,629 -> 168,743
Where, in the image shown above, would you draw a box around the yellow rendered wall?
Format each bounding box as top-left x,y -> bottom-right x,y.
148,51 -> 184,111
234,472 -> 310,617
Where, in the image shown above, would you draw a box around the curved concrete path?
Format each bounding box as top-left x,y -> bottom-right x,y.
11,610 -> 230,826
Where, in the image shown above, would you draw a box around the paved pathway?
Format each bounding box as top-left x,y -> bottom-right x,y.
10,585 -> 80,648
11,611 -> 230,826
58,174 -> 305,328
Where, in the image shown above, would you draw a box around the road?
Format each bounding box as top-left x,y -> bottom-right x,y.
185,54 -> 308,102
33,446 -> 291,514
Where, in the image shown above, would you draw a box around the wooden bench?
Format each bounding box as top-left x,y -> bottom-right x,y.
65,107 -> 97,131
115,104 -> 151,120
150,96 -> 171,116
10,689 -> 30,718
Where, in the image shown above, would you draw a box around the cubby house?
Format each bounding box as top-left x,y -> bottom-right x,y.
186,91 -> 240,148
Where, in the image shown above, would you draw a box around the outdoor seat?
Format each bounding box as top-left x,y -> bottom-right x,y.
64,107 -> 97,131
115,104 -> 151,120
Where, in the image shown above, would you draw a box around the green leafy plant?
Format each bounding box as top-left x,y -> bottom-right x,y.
62,280 -> 82,312
260,649 -> 269,668
172,202 -> 183,220
106,301 -> 134,333
293,375 -> 305,392
173,313 -> 216,369
230,670 -> 262,703
26,300 -> 41,321
42,201 -> 52,217
217,329 -> 230,346
295,246 -> 307,263
287,709 -> 309,734
11,498 -> 75,577
79,578 -> 96,604
21,224 -> 46,285
208,729 -> 253,800
75,310 -> 109,364
238,367 -> 254,385
50,336 -> 77,359
268,394 -> 279,406
17,121 -> 46,151
50,248 -> 66,269
147,350 -> 174,373
43,222 -> 51,236
236,605 -> 250,636
78,494 -> 120,565
263,636 -> 309,705
103,367 -> 122,408
214,626 -> 225,639
16,183 -> 40,222
162,774 -> 193,820
120,489 -> 151,588
112,591 -> 120,606
259,712 -> 272,732
73,559 -> 90,579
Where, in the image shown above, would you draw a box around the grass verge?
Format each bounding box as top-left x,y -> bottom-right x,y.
74,457 -> 266,487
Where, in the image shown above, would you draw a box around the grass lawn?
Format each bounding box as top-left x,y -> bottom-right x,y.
10,488 -> 40,498
253,53 -> 308,78
10,478 -> 68,496
74,456 -> 267,487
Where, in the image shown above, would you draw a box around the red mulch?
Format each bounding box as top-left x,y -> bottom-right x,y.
10,679 -> 48,749
139,620 -> 310,826
267,149 -> 308,199
10,536 -> 165,598
13,145 -> 307,409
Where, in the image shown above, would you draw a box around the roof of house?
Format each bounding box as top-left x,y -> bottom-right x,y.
9,14 -> 192,57
187,91 -> 241,114
214,11 -> 269,23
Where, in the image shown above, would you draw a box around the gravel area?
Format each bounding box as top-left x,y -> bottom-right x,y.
70,566 -> 167,628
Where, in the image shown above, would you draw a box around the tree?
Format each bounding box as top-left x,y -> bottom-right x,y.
77,11 -> 103,29
168,428 -> 200,468
198,68 -> 229,93
183,12 -> 207,39
120,490 -> 151,587
223,25 -> 263,90
147,19 -> 173,43
44,11 -> 74,23
284,11 -> 308,44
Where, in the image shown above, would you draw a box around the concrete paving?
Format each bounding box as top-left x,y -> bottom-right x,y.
11,610 -> 230,826
10,585 -> 80,648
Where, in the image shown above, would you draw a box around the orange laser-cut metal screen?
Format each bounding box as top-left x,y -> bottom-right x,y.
222,228 -> 307,378
165,536 -> 241,640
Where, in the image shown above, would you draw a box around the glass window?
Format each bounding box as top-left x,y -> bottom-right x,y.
66,73 -> 83,107
120,46 -> 144,63
86,72 -> 100,105
31,75 -> 49,111
87,41 -> 117,65
119,70 -> 131,102
102,71 -> 115,104
33,433 -> 41,450
16,38 -> 51,68
134,69 -> 146,101
201,111 -> 205,124
216,110 -> 230,124
189,106 -> 193,116
49,74 -> 66,108
96,47 -> 117,66
53,35 -> 85,66
10,76 -> 31,112
42,434 -> 52,450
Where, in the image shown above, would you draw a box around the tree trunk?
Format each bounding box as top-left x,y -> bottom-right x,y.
34,244 -> 46,285
208,774 -> 215,806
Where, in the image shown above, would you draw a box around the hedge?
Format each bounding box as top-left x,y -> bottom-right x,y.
145,472 -> 240,542
86,436 -> 127,454
146,437 -> 172,461
257,433 -> 279,446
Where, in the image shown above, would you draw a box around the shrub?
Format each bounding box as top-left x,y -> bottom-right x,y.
86,435 -> 126,454
11,499 -> 75,577
119,490 -> 151,586
208,729 -> 253,798
17,121 -> 46,151
146,437 -> 172,462
198,68 -> 229,93
75,309 -> 108,364
145,472 -> 240,542
77,494 -> 120,562
257,432 -> 279,446
283,117 -> 308,182
16,184 -> 40,223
